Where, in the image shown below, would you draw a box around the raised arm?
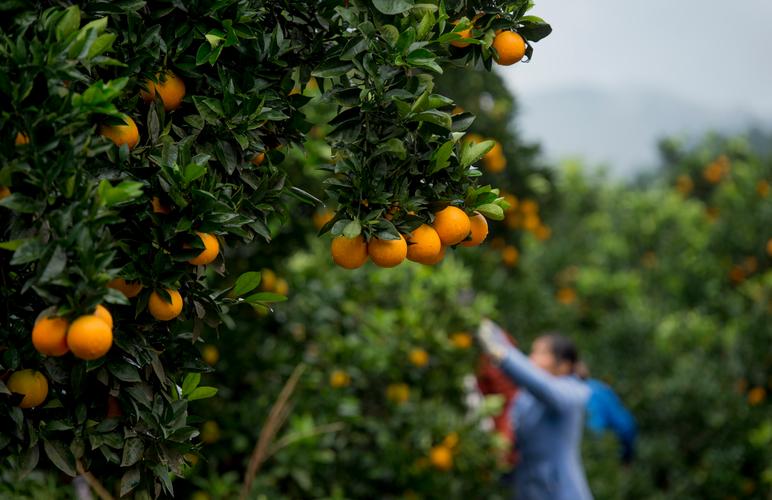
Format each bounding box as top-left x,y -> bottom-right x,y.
478,319 -> 588,412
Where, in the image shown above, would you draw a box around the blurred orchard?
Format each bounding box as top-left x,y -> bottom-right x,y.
1,1 -> 770,500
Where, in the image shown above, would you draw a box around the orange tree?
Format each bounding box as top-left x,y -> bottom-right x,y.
186,244 -> 506,499
0,1 -> 550,496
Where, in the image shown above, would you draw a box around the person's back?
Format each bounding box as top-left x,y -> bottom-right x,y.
478,320 -> 593,500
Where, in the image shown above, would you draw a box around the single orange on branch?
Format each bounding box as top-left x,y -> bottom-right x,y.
140,71 -> 186,111
406,225 -> 442,264
8,369 -> 48,408
32,316 -> 70,357
67,315 -> 113,360
108,277 -> 143,298
492,31 -> 527,66
148,288 -> 184,321
460,212 -> 488,247
100,114 -> 140,150
368,235 -> 408,268
187,232 -> 220,266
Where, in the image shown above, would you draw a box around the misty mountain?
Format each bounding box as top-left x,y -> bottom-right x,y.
517,86 -> 772,178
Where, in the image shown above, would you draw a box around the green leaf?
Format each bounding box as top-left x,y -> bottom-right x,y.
87,33 -> 116,59
10,240 -> 46,265
187,386 -> 218,401
55,6 -> 81,41
182,163 -> 207,184
181,373 -> 200,397
406,48 -> 442,73
40,246 -> 67,283
410,110 -> 452,129
98,180 -> 144,207
475,204 -> 504,221
244,292 -> 288,304
312,61 -> 354,78
233,272 -> 262,297
430,141 -> 454,174
107,362 -> 142,383
460,139 -> 495,168
0,239 -> 27,251
343,220 -> 362,238
120,438 -> 144,467
373,0 -> 414,15
374,139 -> 407,159
120,468 -> 140,497
43,439 -> 76,477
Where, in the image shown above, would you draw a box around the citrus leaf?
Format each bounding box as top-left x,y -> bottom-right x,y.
233,272 -> 262,297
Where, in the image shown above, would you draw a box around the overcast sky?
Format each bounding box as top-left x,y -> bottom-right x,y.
501,0 -> 772,115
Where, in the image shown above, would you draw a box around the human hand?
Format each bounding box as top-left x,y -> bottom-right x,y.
476,318 -> 511,363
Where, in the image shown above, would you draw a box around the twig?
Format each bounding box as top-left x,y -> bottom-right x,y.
76,459 -> 114,500
239,363 -> 306,500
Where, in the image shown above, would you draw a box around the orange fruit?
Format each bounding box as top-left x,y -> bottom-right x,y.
140,71 -> 186,111
675,175 -> 693,195
757,180 -> 769,198
202,345 -> 219,366
423,245 -> 447,265
492,31 -> 527,66
482,142 -> 506,173
767,238 -> 772,257
331,235 -> 368,269
409,348 -> 429,367
443,432 -> 459,449
520,199 -> 539,215
313,209 -> 335,230
534,225 -> 552,241
187,232 -> 220,266
501,246 -> 519,267
330,370 -> 351,388
107,278 -> 143,298
556,287 -> 577,305
386,383 -> 410,404
433,206 -> 471,246
148,289 -> 184,321
429,445 -> 453,471
15,132 -> 29,145
450,332 -> 472,349
201,421 -> 221,444
523,213 -> 541,232
260,268 -> 278,291
450,25 -> 473,48
0,186 -> 10,200
748,387 -> 766,406
460,212 -> 488,247
251,152 -> 266,166
8,369 -> 48,408
31,316 -> 70,357
151,196 -> 171,214
67,315 -> 113,360
368,235 -> 408,268
100,115 -> 140,149
93,304 -> 113,329
274,278 -> 289,296
406,225 -> 442,264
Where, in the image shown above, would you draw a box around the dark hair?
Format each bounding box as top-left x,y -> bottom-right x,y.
539,333 -> 579,369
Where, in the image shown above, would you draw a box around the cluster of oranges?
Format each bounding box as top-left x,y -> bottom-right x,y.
331,206 -> 489,270
702,155 -> 731,184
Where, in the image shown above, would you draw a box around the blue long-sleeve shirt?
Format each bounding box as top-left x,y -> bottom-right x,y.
585,379 -> 637,463
499,347 -> 593,500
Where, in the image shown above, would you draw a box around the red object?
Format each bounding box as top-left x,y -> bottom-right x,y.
476,331 -> 519,465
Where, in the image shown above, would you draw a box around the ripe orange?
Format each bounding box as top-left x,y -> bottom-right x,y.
151,196 -> 171,214
251,152 -> 265,166
313,210 -> 335,230
443,432 -> 459,449
15,132 -> 29,145
767,238 -> 772,257
520,199 -> 538,215
140,71 -> 186,111
433,206 -> 471,246
757,180 -> 769,198
556,287 -> 577,305
534,224 -> 552,241
408,348 -> 429,367
107,278 -> 143,298
148,289 -> 184,321
429,445 -> 453,471
32,316 -> 70,357
274,278 -> 289,296
67,315 -> 113,360
748,387 -> 766,406
330,370 -> 351,388
450,24 -> 473,48
187,232 -> 220,266
0,186 -> 10,200
8,369 -> 48,408
100,115 -> 140,150
93,304 -> 113,329
502,245 -> 519,267
492,31 -> 526,66
202,345 -> 219,366
386,383 -> 410,404
368,235 -> 407,268
423,245 -> 447,265
331,235 -> 368,269
523,213 -> 541,232
406,225 -> 442,264
482,142 -> 506,173
260,268 -> 278,291
460,212 -> 488,247
450,332 -> 472,349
